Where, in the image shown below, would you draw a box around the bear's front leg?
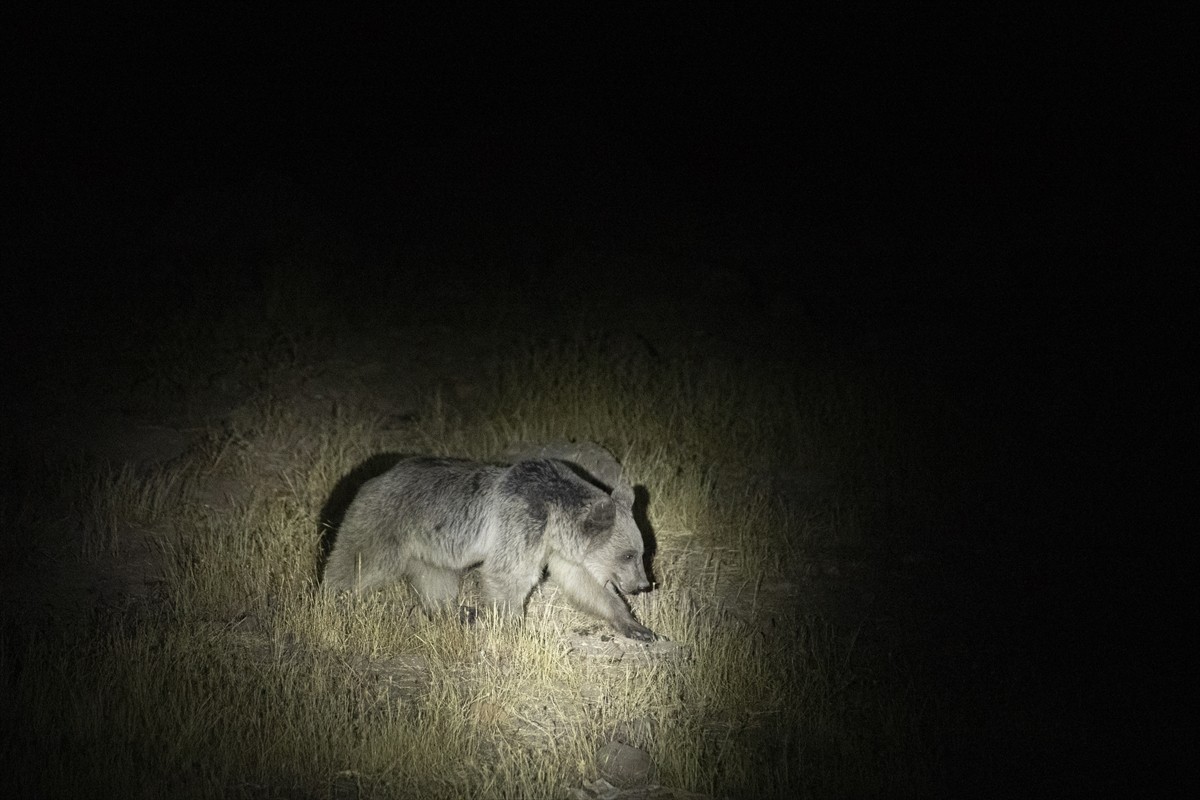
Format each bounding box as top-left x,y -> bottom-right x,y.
546,554 -> 657,641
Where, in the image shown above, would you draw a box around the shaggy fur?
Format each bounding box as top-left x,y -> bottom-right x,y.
322,457 -> 655,641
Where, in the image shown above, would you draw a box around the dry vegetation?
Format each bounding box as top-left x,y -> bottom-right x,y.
2,253 -> 954,798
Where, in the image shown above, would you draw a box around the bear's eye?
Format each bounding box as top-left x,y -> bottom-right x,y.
623,552 -> 636,562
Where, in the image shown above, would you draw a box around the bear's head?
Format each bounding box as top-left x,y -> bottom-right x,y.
580,479 -> 650,597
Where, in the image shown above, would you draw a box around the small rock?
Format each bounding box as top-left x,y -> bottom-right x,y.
331,770 -> 364,800
580,682 -> 606,706
596,740 -> 654,788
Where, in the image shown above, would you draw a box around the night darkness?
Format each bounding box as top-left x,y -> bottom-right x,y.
2,3 -> 1190,797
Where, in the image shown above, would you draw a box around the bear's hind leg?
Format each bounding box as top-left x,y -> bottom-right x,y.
323,549 -> 396,595
409,564 -> 461,615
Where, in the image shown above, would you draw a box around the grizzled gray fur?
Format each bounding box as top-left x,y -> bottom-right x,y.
499,441 -> 625,493
322,457 -> 656,641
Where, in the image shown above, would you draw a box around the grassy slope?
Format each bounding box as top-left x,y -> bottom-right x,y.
2,203 -> 1032,798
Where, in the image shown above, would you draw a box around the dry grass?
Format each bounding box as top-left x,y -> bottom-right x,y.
2,306 -> 942,798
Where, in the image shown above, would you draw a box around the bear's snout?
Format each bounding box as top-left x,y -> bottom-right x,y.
620,576 -> 650,595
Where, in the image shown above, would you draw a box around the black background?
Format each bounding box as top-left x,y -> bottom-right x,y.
6,4 -> 1187,538
3,3 -> 1191,793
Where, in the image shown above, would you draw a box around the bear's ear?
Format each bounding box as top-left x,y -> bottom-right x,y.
612,480 -> 634,509
582,497 -> 615,537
